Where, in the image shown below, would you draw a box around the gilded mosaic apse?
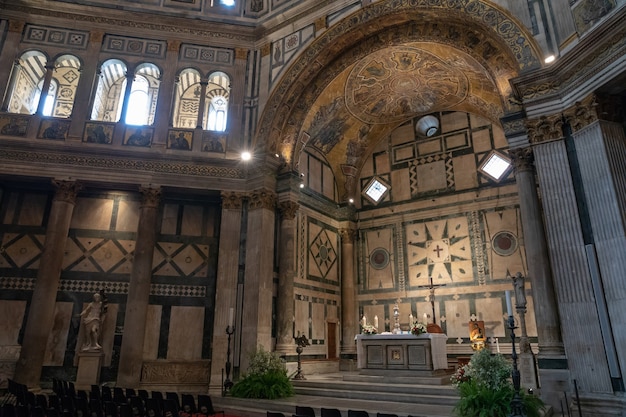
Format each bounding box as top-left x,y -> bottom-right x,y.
255,0 -> 542,194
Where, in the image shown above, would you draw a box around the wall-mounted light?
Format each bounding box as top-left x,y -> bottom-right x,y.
544,55 -> 556,64
241,151 -> 251,161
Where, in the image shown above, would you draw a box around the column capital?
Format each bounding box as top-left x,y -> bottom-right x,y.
139,187 -> 161,208
278,201 -> 299,220
510,147 -> 534,174
339,228 -> 356,243
260,43 -> 271,57
221,191 -> 245,210
248,189 -> 276,211
167,40 -> 181,52
563,94 -> 598,133
8,20 -> 25,33
90,31 -> 104,44
235,48 -> 249,61
526,114 -> 564,144
52,180 -> 82,204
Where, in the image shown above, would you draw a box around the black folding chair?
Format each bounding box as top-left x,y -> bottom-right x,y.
295,407 -> 315,417
196,395 -> 223,417
321,409 -> 342,417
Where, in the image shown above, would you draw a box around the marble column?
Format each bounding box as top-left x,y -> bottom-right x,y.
67,31 -> 104,141
208,191 -> 244,395
339,228 -> 357,357
275,201 -> 299,355
510,148 -> 564,357
240,189 -> 276,372
35,63 -> 55,116
152,40 -> 180,149
14,180 -> 81,388
117,187 -> 161,388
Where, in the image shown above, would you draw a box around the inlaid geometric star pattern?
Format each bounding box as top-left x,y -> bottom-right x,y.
308,228 -> 337,279
406,216 -> 474,287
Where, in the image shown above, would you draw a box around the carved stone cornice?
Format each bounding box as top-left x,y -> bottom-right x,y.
509,148 -> 534,174
52,180 -> 82,204
139,187 -> 161,208
248,189 -> 277,211
278,201 -> 299,220
526,114 -> 564,144
221,191 -> 245,210
339,228 -> 356,244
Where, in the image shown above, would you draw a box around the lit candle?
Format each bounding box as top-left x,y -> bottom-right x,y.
228,307 -> 234,327
409,313 -> 413,324
362,316 -> 367,327
505,290 -> 513,317
374,315 -> 379,329
495,337 -> 500,353
423,313 -> 428,322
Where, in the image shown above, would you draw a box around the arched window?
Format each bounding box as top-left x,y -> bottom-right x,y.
50,54 -> 82,118
4,50 -> 47,114
33,79 -> 58,117
126,76 -> 149,125
204,71 -> 230,132
91,59 -> 127,122
125,63 -> 161,126
172,68 -> 202,129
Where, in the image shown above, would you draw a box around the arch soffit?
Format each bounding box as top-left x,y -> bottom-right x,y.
256,0 -> 542,168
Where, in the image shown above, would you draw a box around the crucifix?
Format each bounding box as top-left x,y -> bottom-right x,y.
417,276 -> 446,325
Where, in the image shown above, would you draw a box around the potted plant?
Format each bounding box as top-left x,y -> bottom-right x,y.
452,348 -> 545,417
230,345 -> 294,399
410,321 -> 428,335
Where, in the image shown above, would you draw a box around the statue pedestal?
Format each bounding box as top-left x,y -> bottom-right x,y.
76,351 -> 104,390
519,352 -> 538,390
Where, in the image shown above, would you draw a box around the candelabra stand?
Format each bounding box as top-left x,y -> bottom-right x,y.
293,333 -> 309,380
223,325 -> 234,396
507,315 -> 526,417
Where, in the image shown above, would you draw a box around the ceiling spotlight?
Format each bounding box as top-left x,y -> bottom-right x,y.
348,198 -> 354,204
415,115 -> 439,138
241,151 -> 251,161
544,55 -> 555,64
299,183 -> 305,189
275,153 -> 280,158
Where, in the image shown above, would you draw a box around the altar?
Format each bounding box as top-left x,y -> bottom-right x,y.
356,333 -> 448,375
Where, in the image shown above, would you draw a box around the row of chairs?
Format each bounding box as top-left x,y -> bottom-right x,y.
269,407 -> 401,417
3,379 -> 222,417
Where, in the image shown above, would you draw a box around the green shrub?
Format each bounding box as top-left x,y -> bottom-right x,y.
230,346 -> 294,399
453,349 -> 545,417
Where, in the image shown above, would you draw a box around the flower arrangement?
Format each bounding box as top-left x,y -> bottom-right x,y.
410,321 -> 428,335
361,324 -> 378,335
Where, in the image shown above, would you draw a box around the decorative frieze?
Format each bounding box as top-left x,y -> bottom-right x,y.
180,44 -> 235,66
141,360 -> 210,384
102,35 -> 167,59
22,24 -> 89,49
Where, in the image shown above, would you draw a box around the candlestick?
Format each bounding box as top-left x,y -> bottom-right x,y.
374,315 -> 378,329
496,337 -> 500,353
505,290 -> 513,317
362,315 -> 367,327
409,313 -> 413,324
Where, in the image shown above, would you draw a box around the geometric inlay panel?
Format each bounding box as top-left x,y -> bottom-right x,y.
23,25 -> 88,49
181,44 -> 234,66
308,228 -> 337,279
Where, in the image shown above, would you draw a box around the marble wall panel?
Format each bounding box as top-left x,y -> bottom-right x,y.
19,194 -> 48,226
181,205 -> 203,236
415,301 -> 440,327
312,302 -> 325,340
0,301 -> 26,345
391,168 -> 411,201
374,152 -> 390,174
161,204 -> 179,235
453,154 -> 478,190
390,124 -> 414,146
483,208 -> 526,279
116,200 -> 140,232
308,157 -> 322,194
322,164 -> 334,200
363,227 -> 395,290
295,298 -> 309,337
444,299 -> 470,338
326,304 -> 338,320
471,128 -> 492,153
441,112 -> 468,133
415,160 -> 447,192
362,304 -> 384,330
143,305 -> 162,360
476,296 -> 507,337
469,114 -> 490,129
167,306 -> 204,360
44,302 -> 74,366
71,198 -> 114,230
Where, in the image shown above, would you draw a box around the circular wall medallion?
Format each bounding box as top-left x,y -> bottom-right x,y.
492,231 -> 518,256
370,247 -> 390,270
